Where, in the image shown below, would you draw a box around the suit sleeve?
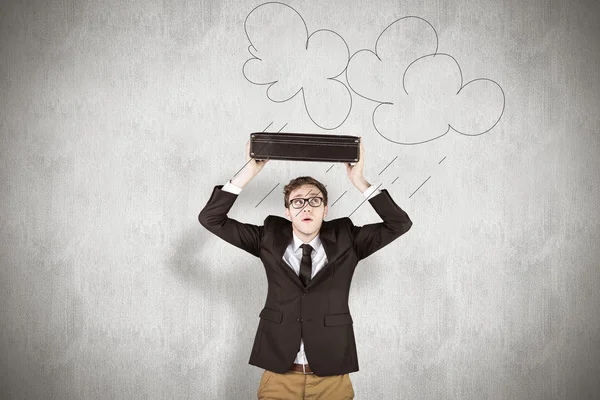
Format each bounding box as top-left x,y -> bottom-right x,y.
345,188 -> 412,261
198,184 -> 264,258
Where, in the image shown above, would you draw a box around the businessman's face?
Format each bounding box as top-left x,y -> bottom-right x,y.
285,184 -> 328,236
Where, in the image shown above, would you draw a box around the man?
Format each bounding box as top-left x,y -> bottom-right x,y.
198,137 -> 412,399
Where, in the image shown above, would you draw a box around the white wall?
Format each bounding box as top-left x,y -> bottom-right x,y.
1,0 -> 599,398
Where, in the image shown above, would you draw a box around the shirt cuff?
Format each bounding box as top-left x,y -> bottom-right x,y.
363,185 -> 381,199
222,180 -> 243,194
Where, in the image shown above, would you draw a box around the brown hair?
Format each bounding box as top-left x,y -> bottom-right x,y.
283,176 -> 328,208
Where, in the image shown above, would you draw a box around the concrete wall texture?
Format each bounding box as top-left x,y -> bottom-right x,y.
1,0 -> 599,398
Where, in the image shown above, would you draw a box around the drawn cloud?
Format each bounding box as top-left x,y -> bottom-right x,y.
243,2 -> 352,130
346,16 -> 505,144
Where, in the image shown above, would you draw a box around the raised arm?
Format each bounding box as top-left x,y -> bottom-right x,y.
345,189 -> 412,261
344,137 -> 412,260
198,139 -> 271,257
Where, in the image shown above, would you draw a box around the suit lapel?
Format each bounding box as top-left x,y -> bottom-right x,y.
311,225 -> 338,287
273,219 -> 339,288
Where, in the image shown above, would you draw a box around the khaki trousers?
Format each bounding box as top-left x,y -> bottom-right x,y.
257,369 -> 355,399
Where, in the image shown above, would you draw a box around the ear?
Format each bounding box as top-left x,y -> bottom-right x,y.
285,208 -> 290,220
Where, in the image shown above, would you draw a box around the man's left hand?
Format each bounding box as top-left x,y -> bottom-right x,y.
345,137 -> 365,185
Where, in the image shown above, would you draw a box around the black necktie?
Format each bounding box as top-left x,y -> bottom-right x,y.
299,244 -> 313,287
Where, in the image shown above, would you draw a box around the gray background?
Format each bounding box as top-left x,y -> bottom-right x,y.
1,0 -> 599,399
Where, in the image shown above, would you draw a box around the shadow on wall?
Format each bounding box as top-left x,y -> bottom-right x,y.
167,221 -> 265,395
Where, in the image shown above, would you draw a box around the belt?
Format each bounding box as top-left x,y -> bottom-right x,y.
290,363 -> 314,374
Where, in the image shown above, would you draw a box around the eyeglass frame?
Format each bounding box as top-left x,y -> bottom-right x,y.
288,196 -> 324,209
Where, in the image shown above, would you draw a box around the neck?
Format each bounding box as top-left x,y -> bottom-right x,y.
293,227 -> 319,244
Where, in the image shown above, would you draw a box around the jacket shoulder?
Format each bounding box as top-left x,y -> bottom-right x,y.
328,217 -> 351,225
264,215 -> 287,228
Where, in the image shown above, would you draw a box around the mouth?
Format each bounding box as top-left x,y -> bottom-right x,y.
301,217 -> 313,222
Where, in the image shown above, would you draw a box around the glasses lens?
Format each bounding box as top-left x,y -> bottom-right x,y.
292,199 -> 304,208
309,197 -> 322,207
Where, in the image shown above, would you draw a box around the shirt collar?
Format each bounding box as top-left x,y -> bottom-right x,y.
291,230 -> 321,253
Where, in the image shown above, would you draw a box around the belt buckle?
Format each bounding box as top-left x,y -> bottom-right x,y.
302,363 -> 313,375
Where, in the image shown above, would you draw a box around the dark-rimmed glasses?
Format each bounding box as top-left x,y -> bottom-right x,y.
289,197 -> 324,209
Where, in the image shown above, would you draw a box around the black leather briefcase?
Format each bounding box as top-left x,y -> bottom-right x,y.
249,132 -> 360,163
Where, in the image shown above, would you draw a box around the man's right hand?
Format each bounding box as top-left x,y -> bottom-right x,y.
230,139 -> 270,189
245,139 -> 270,176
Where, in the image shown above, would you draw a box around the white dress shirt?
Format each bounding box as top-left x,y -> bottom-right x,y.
220,179 -> 381,364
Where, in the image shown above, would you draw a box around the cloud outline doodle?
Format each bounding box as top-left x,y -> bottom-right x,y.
345,16 -> 506,145
401,53 -> 506,138
242,1 -> 353,130
345,16 -> 440,104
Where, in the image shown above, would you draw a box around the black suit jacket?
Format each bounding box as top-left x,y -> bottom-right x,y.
198,184 -> 412,376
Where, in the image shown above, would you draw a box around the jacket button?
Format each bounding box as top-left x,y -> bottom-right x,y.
302,290 -> 308,295
297,318 -> 303,323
